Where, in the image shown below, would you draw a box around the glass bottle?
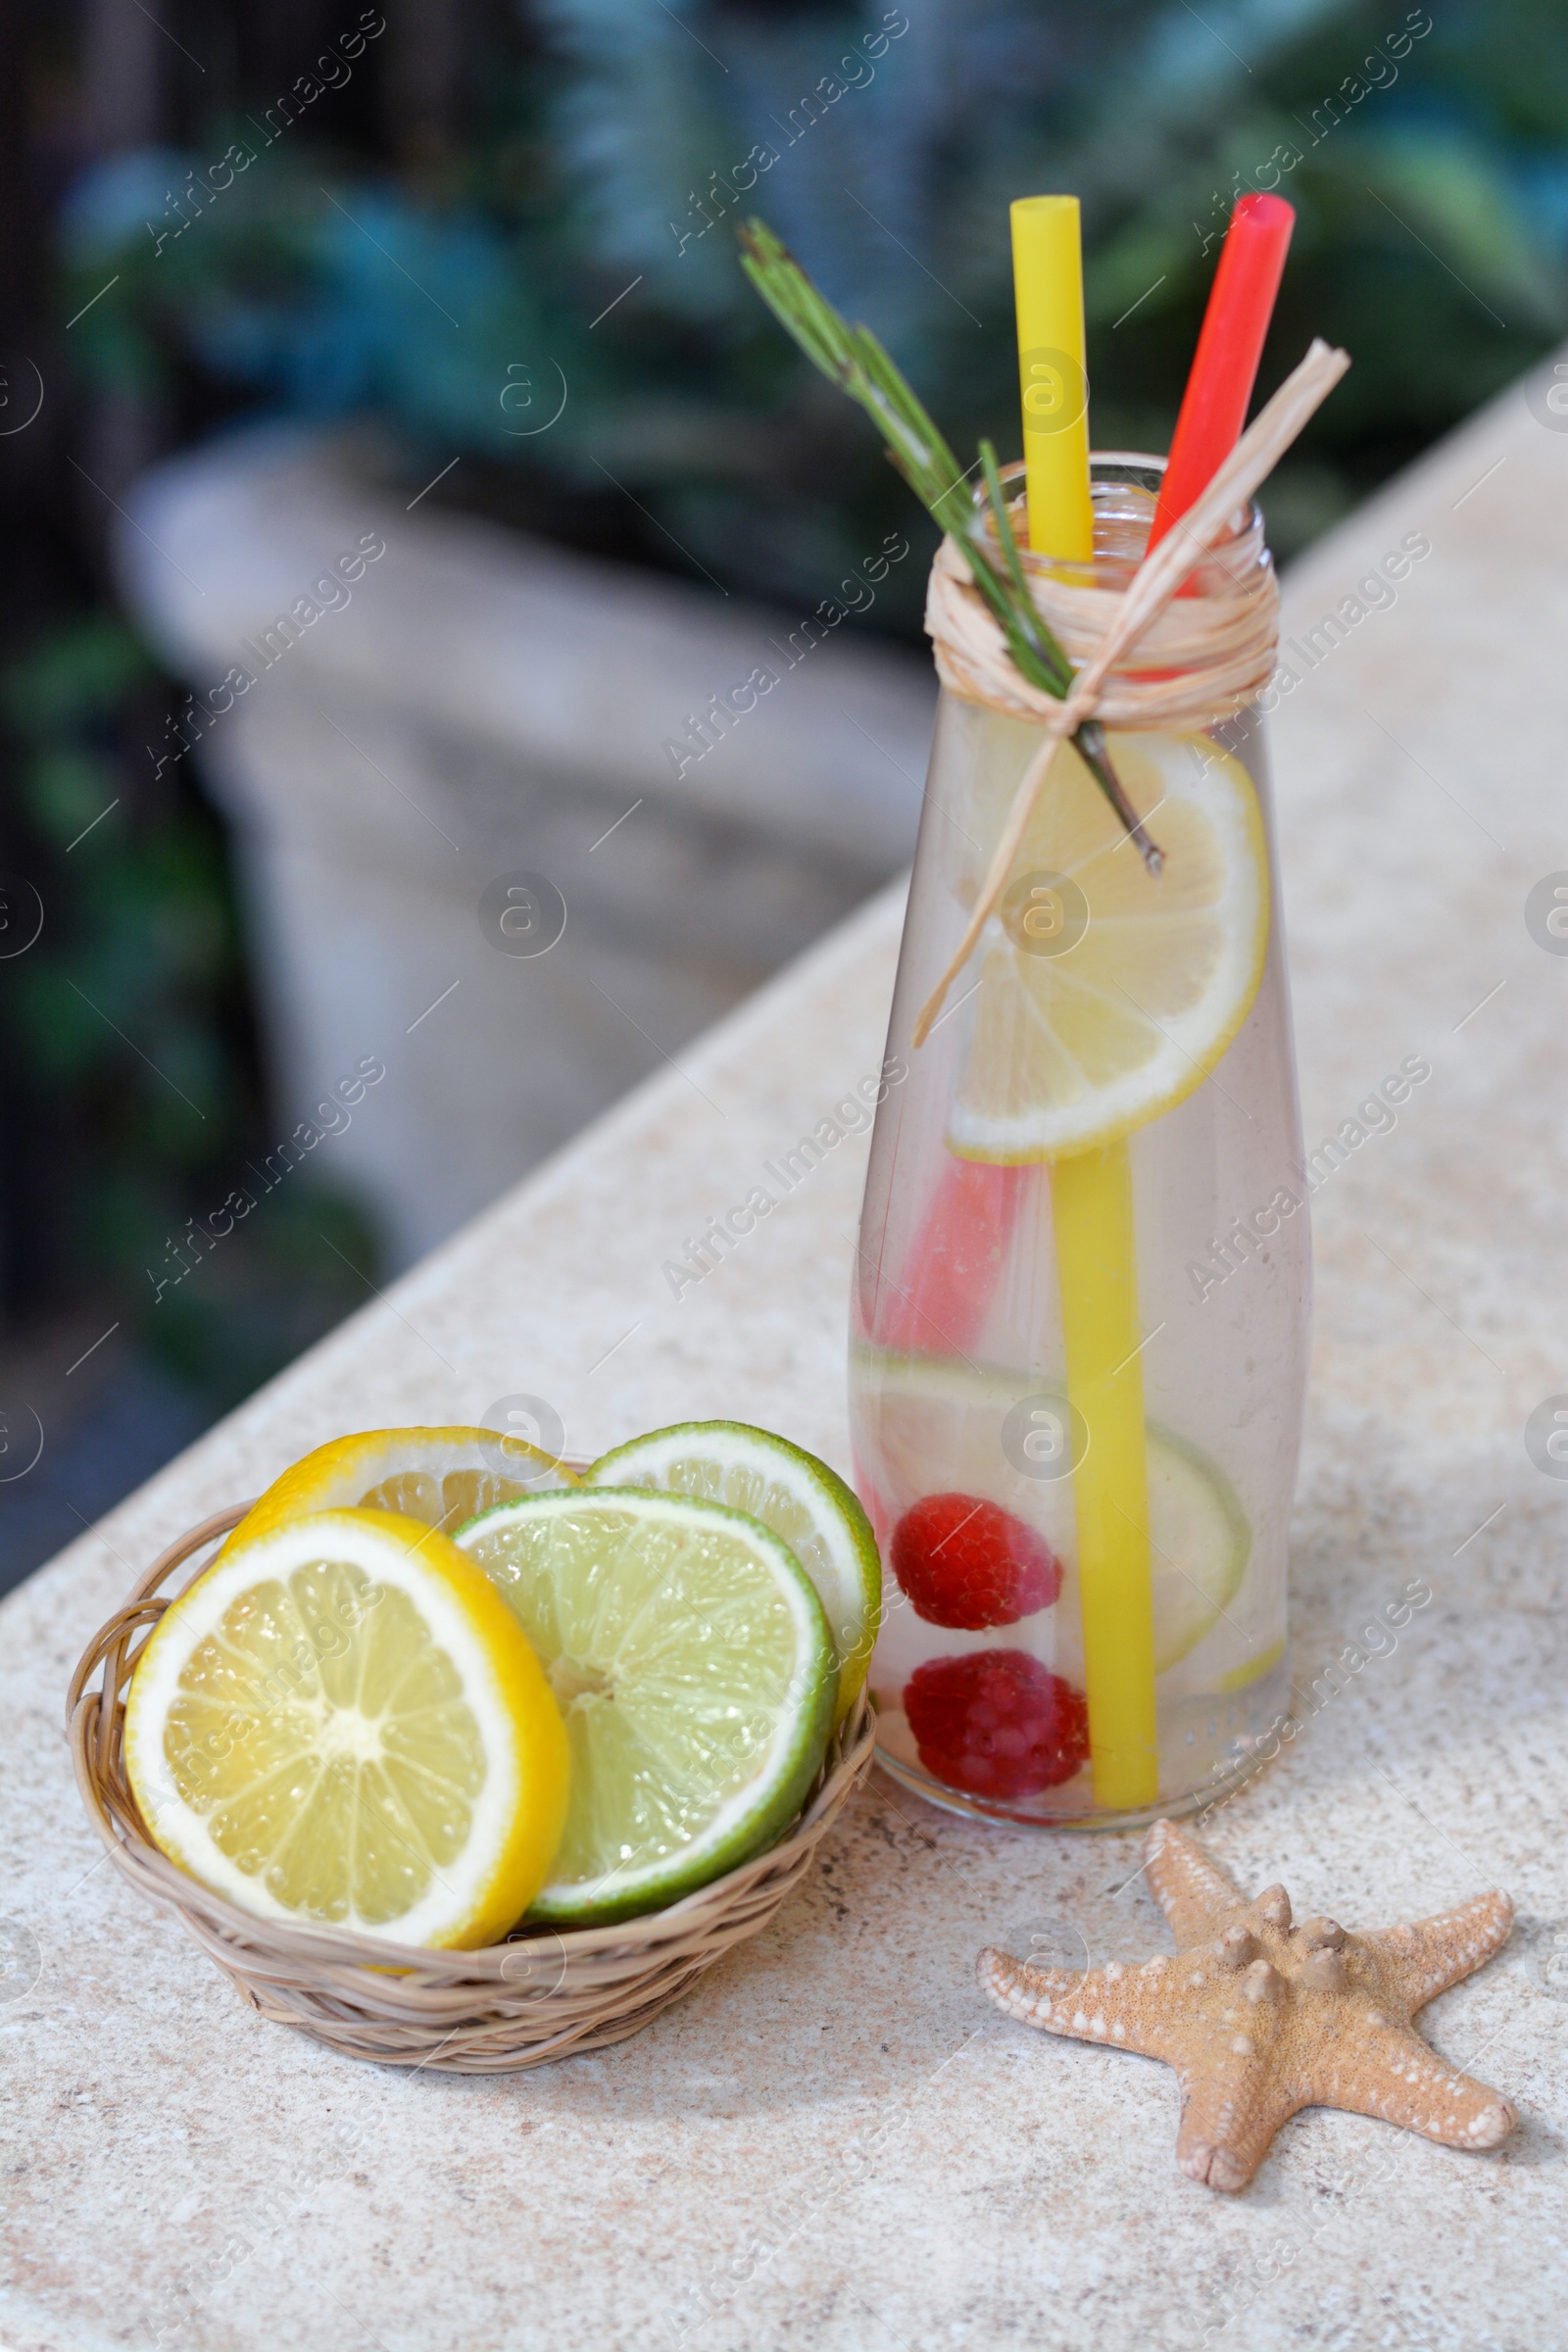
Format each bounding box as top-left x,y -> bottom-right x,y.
849,457 -> 1308,1830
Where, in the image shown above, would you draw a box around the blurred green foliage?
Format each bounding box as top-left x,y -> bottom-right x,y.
0,618 -> 376,1405
60,0 -> 1568,626
20,0 -> 1566,1406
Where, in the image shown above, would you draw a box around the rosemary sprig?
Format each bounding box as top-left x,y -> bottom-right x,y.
737,217 -> 1161,874
977,438 -> 1164,872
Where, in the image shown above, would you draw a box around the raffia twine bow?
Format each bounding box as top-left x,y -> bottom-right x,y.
911,337 -> 1350,1048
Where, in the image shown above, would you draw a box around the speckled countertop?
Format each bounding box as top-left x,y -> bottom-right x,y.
5,358 -> 1568,2352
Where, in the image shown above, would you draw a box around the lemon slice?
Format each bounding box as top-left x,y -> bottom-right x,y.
456,1491 -> 836,1925
224,1426 -> 578,1555
948,730 -> 1268,1161
124,1508 -> 569,1947
852,1350 -> 1250,1676
583,1422 -> 880,1726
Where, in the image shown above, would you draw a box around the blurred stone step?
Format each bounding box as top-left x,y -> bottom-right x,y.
118,427 -> 933,1266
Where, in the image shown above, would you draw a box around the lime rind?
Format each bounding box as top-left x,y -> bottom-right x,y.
1215,1634 -> 1286,1693
455,1487 -> 836,1925
582,1420 -> 881,1725
1140,1418 -> 1252,1675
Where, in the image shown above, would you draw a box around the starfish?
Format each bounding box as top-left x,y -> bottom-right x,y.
978,1819 -> 1516,2192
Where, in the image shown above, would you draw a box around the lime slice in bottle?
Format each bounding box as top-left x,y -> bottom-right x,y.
583,1421 -> 880,1725
1141,1423 -> 1252,1675
454,1490 -> 836,1925
854,1351 -> 1250,1675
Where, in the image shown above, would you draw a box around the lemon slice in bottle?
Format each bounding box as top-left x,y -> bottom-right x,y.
223,1425 -> 578,1556
124,1508 -> 569,1947
456,1490 -> 835,1925
947,730 -> 1269,1162
583,1421 -> 880,1726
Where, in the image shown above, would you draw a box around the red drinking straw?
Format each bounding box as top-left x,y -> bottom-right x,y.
1148,191 -> 1295,549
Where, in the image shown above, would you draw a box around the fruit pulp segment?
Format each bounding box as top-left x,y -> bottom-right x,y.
161,1559 -> 485,1925
359,1467 -> 542,1536
220,1430 -> 579,1563
463,1504 -> 808,1885
586,1427 -> 879,1722
612,1448 -> 848,1656
947,731 -> 1269,1162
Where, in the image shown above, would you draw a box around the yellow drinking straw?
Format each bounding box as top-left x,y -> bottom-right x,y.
1050,1147 -> 1157,1809
1009,195 -> 1159,1811
1009,196 -> 1095,564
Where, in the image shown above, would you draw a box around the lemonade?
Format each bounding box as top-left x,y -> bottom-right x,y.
849,486 -> 1309,1826
737,194 -> 1332,1827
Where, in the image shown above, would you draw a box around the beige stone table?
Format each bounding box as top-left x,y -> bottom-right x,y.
6,355 -> 1568,2352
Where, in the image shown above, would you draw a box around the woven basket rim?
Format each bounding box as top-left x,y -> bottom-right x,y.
68,1498 -> 878,1989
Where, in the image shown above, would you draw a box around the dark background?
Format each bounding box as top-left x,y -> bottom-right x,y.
2,0 -> 1565,1592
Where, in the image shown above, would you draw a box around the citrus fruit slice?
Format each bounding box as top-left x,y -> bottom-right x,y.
1216,1634 -> 1286,1692
947,730 -> 1269,1161
455,1490 -> 836,1925
582,1422 -> 880,1724
851,1350 -> 1250,1675
1140,1422 -> 1253,1676
224,1425 -> 578,1555
124,1508 -> 569,1948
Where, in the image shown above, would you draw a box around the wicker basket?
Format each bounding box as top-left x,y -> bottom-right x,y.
68,1501 -> 877,2072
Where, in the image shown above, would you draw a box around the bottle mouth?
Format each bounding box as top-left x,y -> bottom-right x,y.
977,453 -> 1269,597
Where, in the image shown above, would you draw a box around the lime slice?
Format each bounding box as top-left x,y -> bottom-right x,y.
583,1422 -> 880,1725
455,1490 -> 836,1924
948,730 -> 1269,1161
852,1350 -> 1250,1675
1142,1422 -> 1252,1675
124,1509 -> 570,1948
1216,1635 -> 1285,1693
